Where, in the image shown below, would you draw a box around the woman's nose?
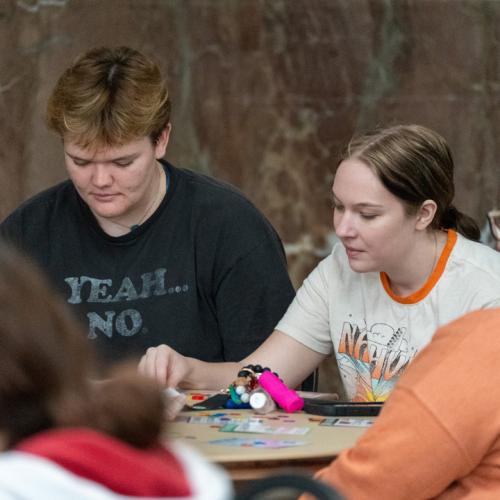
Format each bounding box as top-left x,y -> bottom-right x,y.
334,211 -> 356,238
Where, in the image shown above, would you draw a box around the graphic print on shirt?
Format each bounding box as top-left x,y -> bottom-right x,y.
337,318 -> 417,401
64,268 -> 189,339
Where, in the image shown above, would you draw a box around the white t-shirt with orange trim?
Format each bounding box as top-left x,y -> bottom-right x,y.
276,230 -> 500,401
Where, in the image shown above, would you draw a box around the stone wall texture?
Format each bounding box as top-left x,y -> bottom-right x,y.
1,0 -> 500,392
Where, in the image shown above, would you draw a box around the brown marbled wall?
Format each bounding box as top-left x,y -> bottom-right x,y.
1,0 -> 500,392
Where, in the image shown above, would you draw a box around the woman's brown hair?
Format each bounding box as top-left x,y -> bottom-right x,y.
342,124 -> 480,240
0,245 -> 166,448
46,46 -> 170,147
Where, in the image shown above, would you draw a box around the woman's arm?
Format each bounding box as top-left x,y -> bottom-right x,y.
240,330 -> 327,389
138,330 -> 326,390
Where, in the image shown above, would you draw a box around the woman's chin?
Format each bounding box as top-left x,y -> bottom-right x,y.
347,259 -> 376,274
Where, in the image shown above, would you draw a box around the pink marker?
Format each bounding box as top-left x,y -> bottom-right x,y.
258,370 -> 304,413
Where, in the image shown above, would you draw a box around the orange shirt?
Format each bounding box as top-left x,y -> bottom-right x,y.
316,308 -> 500,499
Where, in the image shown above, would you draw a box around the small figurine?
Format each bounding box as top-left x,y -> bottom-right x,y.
227,367 -> 258,408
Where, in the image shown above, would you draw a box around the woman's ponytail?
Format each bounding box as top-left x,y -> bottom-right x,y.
441,204 -> 480,241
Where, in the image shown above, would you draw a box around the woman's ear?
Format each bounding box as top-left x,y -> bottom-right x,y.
154,123 -> 172,159
415,199 -> 438,231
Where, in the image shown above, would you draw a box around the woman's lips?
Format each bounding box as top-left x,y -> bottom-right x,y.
345,246 -> 364,258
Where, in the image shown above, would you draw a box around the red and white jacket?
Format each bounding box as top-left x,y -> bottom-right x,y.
0,428 -> 231,499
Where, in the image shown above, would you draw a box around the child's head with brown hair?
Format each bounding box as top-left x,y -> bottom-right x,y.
0,245 -> 166,448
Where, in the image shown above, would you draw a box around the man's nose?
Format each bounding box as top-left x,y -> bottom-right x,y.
91,164 -> 112,187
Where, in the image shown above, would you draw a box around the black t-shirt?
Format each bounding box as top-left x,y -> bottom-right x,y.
0,162 -> 295,364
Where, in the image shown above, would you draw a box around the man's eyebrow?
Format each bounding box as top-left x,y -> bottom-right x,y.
65,152 -> 89,161
65,152 -> 139,162
108,153 -> 139,162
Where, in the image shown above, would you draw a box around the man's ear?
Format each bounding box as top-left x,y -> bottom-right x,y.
155,123 -> 172,159
415,199 -> 438,231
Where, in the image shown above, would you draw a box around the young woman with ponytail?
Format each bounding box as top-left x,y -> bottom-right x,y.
0,246 -> 231,499
139,124 -> 500,404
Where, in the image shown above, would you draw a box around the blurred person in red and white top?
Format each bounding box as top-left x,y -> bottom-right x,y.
0,245 -> 231,500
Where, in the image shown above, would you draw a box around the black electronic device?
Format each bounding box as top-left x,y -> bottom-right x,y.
303,398 -> 383,417
189,392 -> 230,410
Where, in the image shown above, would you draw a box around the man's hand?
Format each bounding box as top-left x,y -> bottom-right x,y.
138,344 -> 189,388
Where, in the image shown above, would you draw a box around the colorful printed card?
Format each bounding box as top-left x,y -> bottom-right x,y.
320,417 -> 374,428
177,415 -> 244,425
219,421 -> 310,435
209,437 -> 307,448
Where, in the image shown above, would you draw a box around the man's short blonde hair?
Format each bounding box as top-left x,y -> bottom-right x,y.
46,46 -> 170,147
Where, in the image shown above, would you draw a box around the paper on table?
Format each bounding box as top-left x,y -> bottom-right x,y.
164,388 -> 187,421
209,437 -> 307,448
320,417 -> 374,428
220,421 -> 310,435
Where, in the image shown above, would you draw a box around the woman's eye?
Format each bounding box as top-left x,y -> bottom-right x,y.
360,213 -> 378,220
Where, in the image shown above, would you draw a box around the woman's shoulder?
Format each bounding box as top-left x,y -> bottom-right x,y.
441,234 -> 500,305
450,233 -> 500,274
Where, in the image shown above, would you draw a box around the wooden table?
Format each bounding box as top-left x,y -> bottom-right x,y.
165,391 -> 373,481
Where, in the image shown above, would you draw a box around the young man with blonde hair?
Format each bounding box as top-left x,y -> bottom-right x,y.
0,46 -> 294,365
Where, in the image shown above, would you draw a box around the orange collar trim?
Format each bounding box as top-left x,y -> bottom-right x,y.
380,229 -> 457,304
